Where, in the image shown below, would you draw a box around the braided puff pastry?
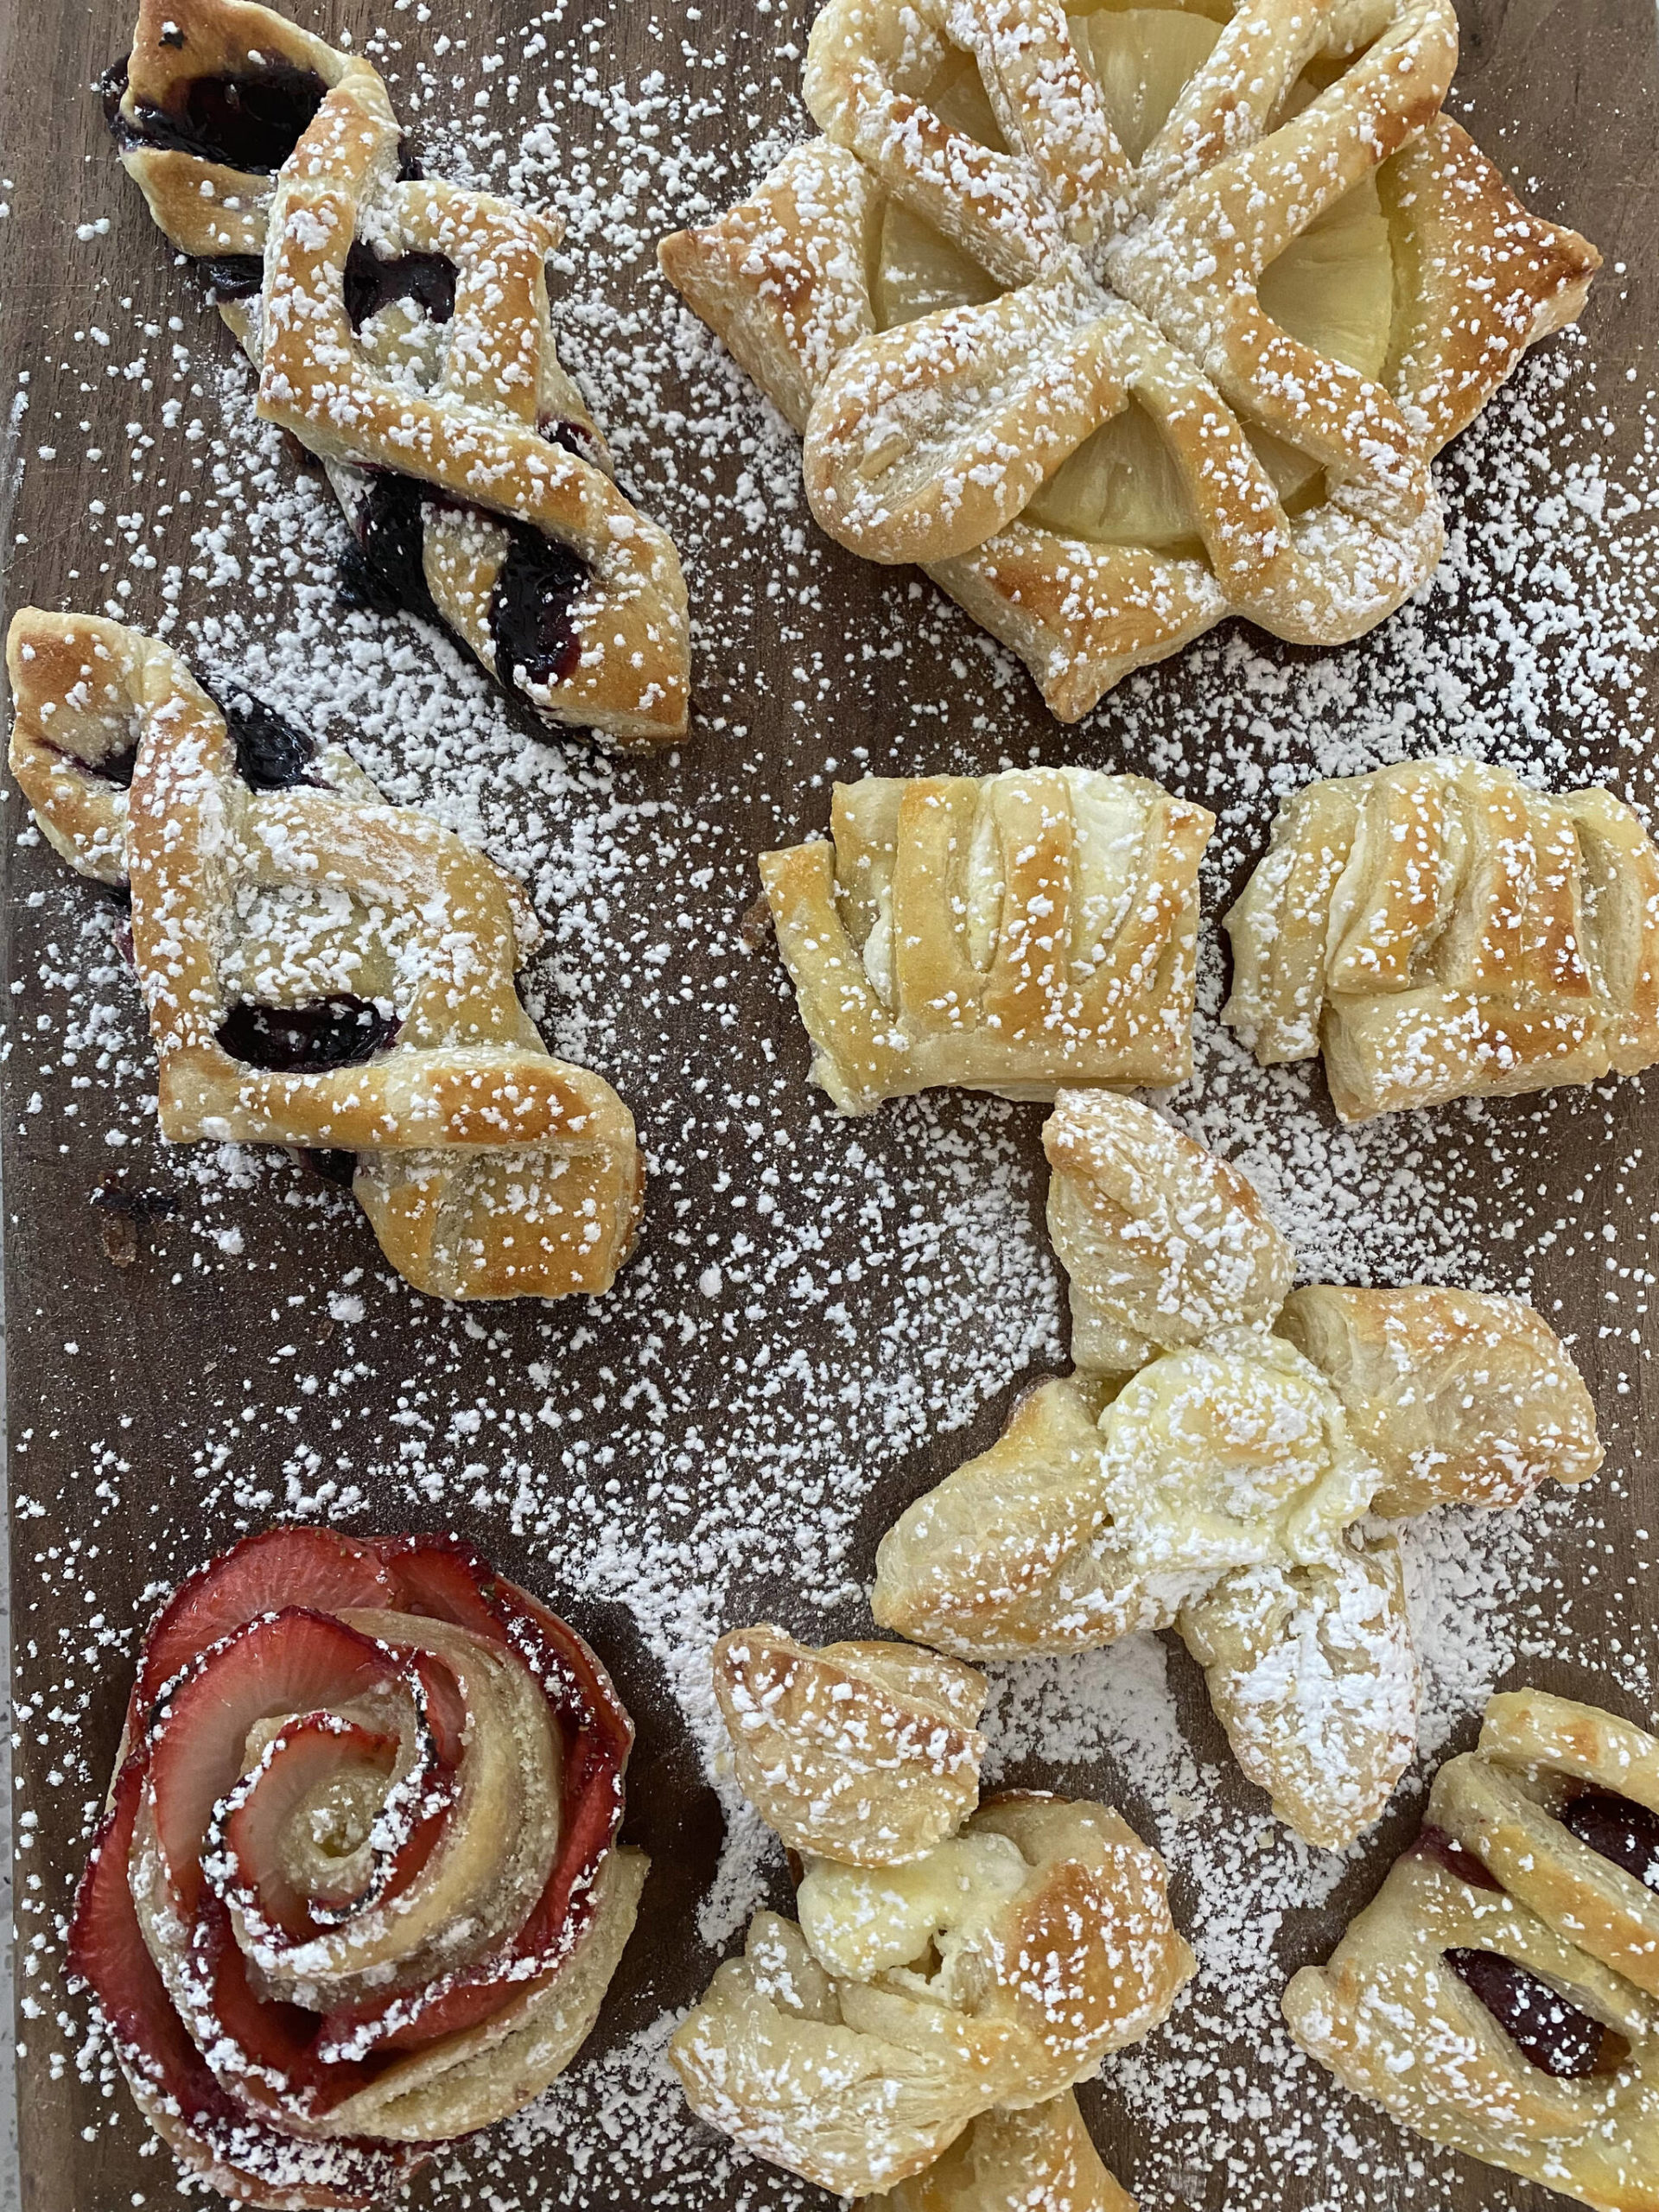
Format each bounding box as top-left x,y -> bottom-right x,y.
661,0 -> 1595,721
68,1528 -> 645,2209
855,2091 -> 1135,2212
711,1627 -> 988,1867
1285,1689 -> 1659,2209
1224,756 -> 1659,1119
102,0 -> 687,746
8,611 -> 643,1300
671,1795 -> 1192,2197
760,769 -> 1213,1112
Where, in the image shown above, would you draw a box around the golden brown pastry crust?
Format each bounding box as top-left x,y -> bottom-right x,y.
1224,756 -> 1659,1119
7,609 -> 644,1300
711,1626 -> 988,1866
660,3 -> 1596,722
855,2092 -> 1136,2212
1285,1689 -> 1659,2210
108,0 -> 688,747
760,769 -> 1212,1112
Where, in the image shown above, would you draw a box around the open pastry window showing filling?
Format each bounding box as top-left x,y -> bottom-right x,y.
1444,1949 -> 1629,2081
870,3 -> 1397,555
100,54 -> 327,173
1559,1788 -> 1659,1893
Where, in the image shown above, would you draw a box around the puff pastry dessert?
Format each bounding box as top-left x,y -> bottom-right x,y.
1285,1688 -> 1659,2209
671,1794 -> 1192,2196
1224,755 -> 1659,1118
102,0 -> 688,746
8,611 -> 644,1300
760,768 -> 1213,1111
661,0 -> 1597,722
856,2091 -> 1135,2212
711,1626 -> 988,1866
67,1526 -> 645,2209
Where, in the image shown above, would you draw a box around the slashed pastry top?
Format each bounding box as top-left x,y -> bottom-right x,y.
7,609 -> 645,1301
1224,754 -> 1659,1119
661,0 -> 1598,722
1285,1688 -> 1659,2211
101,0 -> 689,746
670,1794 -> 1192,2197
760,767 -> 1213,1111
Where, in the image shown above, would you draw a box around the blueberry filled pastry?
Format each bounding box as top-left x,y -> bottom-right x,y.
102,0 -> 688,746
8,610 -> 644,1299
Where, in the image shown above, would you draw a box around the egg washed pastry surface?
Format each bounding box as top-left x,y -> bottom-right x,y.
1286,1690 -> 1659,2211
7,611 -> 644,1300
102,0 -> 689,746
661,0 -> 1598,721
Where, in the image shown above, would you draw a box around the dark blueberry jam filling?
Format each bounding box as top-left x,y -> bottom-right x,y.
1561,1789 -> 1659,1893
543,417 -> 606,470
488,522 -> 588,697
70,741 -> 138,789
343,242 -> 456,332
1414,1824 -> 1503,1891
99,55 -> 326,174
338,473 -> 442,627
1445,1949 -> 1624,2079
207,685 -> 319,791
217,996 -> 397,1073
196,253 -> 264,302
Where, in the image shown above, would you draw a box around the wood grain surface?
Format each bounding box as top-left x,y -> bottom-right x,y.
3,2 -> 1657,2209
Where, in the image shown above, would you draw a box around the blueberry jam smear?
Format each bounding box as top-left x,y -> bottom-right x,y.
196,254 -> 264,302
217,997 -> 397,1074
343,242 -> 456,332
1445,1949 -> 1624,2079
208,686 -> 319,792
75,742 -> 138,789
100,56 -> 326,175
1414,1824 -> 1503,1891
488,523 -> 589,696
339,474 -> 442,628
1561,1789 -> 1659,1893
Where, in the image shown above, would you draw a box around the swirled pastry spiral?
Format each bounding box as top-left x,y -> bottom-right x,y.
68,1527 -> 645,2209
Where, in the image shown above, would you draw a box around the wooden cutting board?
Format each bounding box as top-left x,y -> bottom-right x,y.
4,2 -> 1657,2208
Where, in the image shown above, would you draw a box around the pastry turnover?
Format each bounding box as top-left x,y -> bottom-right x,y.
855,2092 -> 1135,2212
1224,755 -> 1659,1119
760,769 -> 1213,1111
1285,1688 -> 1659,2209
8,611 -> 644,1300
671,1795 -> 1192,2196
711,1626 -> 988,1866
102,0 -> 687,745
68,1527 -> 645,2209
660,0 -> 1597,722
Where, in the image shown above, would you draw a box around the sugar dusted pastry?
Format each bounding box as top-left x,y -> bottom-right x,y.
857,2091 -> 1135,2212
712,1626 -> 988,1866
103,0 -> 687,745
1277,1286 -> 1605,1515
1224,756 -> 1659,1119
1285,1688 -> 1659,2209
68,1528 -> 645,2209
760,769 -> 1213,1112
661,1 -> 1596,721
671,1795 -> 1192,2196
8,611 -> 643,1300
1045,1090 -> 1293,1375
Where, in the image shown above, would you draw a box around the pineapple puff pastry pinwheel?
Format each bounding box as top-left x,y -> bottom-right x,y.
874,1090 -> 1604,1847
660,0 -> 1598,722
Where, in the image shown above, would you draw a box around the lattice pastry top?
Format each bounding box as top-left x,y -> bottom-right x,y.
1224,753 -> 1659,1120
103,0 -> 689,747
1285,1688 -> 1659,2210
661,0 -> 1597,722
760,767 -> 1213,1111
670,1794 -> 1192,2196
8,611 -> 644,1301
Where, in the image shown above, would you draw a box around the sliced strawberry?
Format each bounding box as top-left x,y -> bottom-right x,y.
213,1715 -> 400,1942
134,1529 -> 398,1726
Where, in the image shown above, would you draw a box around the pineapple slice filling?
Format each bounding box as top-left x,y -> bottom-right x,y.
874,3 -> 1398,551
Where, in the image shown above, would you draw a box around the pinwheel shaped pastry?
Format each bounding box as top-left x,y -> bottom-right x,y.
760,767 -> 1213,1110
874,1091 -> 1602,1847
1224,754 -> 1659,1120
671,1795 -> 1192,2196
661,0 -> 1597,722
1285,1689 -> 1659,2209
69,1527 -> 645,2209
8,611 -> 644,1300
101,0 -> 688,745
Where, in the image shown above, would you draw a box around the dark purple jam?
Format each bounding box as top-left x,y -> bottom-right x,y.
1414,1824 -> 1503,1891
207,686 -> 318,791
1445,1949 -> 1622,2079
79,741 -> 138,789
543,417 -> 606,470
217,997 -> 396,1073
487,522 -> 588,697
338,473 -> 442,628
1561,1789 -> 1659,1892
99,55 -> 326,175
342,242 -> 456,332
197,254 -> 264,302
